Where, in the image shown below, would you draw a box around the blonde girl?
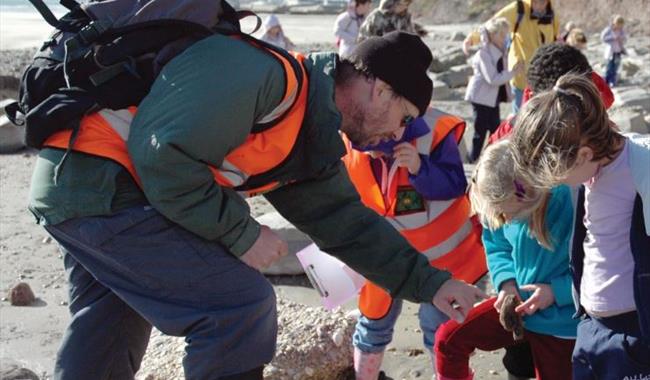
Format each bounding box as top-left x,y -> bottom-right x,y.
510,73 -> 650,379
435,140 -> 577,380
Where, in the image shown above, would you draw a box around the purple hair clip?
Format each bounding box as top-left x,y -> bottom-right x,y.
514,180 -> 526,200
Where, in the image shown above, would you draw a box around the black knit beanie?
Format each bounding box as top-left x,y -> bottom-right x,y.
348,31 -> 433,116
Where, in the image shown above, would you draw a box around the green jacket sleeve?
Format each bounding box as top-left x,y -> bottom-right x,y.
127,36 -> 286,256
264,161 -> 452,303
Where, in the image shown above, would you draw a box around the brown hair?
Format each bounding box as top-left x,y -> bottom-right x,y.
469,141 -> 554,249
510,73 -> 621,189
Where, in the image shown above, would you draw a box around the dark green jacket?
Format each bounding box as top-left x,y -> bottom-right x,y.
29,34 -> 451,303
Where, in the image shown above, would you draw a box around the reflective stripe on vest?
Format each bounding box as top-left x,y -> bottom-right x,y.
43,43 -> 308,197
343,108 -> 487,319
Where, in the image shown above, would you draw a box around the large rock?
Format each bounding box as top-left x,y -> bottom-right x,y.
621,60 -> 641,78
435,64 -> 472,88
136,297 -> 356,380
255,211 -> 311,275
0,113 -> 25,154
0,364 -> 39,380
613,87 -> 650,112
609,107 -> 649,134
430,77 -> 453,101
450,31 -> 466,42
429,47 -> 467,73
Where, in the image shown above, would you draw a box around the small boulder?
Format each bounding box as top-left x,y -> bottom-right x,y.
429,77 -> 453,101
429,47 -> 467,73
450,31 -> 466,41
621,60 -> 641,78
8,282 -> 35,306
0,114 -> 25,154
0,364 -> 39,380
610,107 -> 649,134
614,88 -> 650,112
435,64 -> 473,88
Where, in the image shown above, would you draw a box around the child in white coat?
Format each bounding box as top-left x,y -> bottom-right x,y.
464,17 -> 523,163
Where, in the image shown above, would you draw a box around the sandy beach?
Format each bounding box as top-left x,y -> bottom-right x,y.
1,4 -> 649,380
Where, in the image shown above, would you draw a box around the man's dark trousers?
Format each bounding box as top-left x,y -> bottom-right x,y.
46,205 -> 277,380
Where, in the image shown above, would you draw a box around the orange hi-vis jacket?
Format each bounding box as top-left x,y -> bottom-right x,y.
43,41 -> 308,198
342,108 -> 487,319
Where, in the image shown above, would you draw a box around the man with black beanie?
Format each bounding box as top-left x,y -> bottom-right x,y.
31,29 -> 486,379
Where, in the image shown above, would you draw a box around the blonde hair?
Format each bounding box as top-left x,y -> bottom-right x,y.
563,21 -> 576,32
613,15 -> 625,26
485,17 -> 510,36
510,73 -> 621,189
469,140 -> 553,249
566,28 -> 587,48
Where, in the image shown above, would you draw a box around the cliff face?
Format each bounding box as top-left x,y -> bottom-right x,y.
411,0 -> 650,36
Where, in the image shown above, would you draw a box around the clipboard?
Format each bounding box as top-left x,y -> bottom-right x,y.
296,243 -> 366,310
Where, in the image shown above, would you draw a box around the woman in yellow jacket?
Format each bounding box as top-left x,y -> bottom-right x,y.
463,0 -> 559,114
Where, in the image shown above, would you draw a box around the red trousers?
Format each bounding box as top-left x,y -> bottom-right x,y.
434,297 -> 575,380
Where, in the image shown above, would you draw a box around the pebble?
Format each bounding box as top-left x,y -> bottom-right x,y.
489,370 -> 499,375
42,236 -> 52,244
8,282 -> 35,306
331,329 -> 344,347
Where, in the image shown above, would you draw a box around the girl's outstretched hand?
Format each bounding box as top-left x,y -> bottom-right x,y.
515,283 -> 555,315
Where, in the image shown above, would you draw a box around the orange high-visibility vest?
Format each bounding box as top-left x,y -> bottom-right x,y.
44,42 -> 308,198
342,108 -> 487,319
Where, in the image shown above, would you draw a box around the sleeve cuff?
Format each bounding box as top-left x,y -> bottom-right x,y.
419,269 -> 453,304
492,272 -> 517,292
550,275 -> 575,307
225,218 -> 261,257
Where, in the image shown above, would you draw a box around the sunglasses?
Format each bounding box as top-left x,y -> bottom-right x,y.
399,97 -> 416,127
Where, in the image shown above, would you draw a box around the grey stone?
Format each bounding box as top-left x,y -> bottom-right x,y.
614,88 -> 650,112
0,114 -> 25,153
0,99 -> 16,116
0,364 -> 39,380
621,60 -> 641,78
0,75 -> 20,91
435,64 -> 472,88
429,47 -> 467,73
450,31 -> 466,41
609,107 -> 650,134
430,76 -> 452,101
255,211 -> 311,275
8,282 -> 35,306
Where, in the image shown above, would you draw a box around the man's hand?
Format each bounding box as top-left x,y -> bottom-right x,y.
393,142 -> 422,175
433,279 -> 488,323
240,225 -> 288,271
494,279 -> 521,312
515,283 -> 555,315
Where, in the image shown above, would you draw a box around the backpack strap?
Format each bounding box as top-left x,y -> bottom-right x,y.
513,0 -> 525,35
28,0 -> 60,27
28,0 -> 80,27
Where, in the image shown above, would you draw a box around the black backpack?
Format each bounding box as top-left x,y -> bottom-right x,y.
4,0 -> 261,149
